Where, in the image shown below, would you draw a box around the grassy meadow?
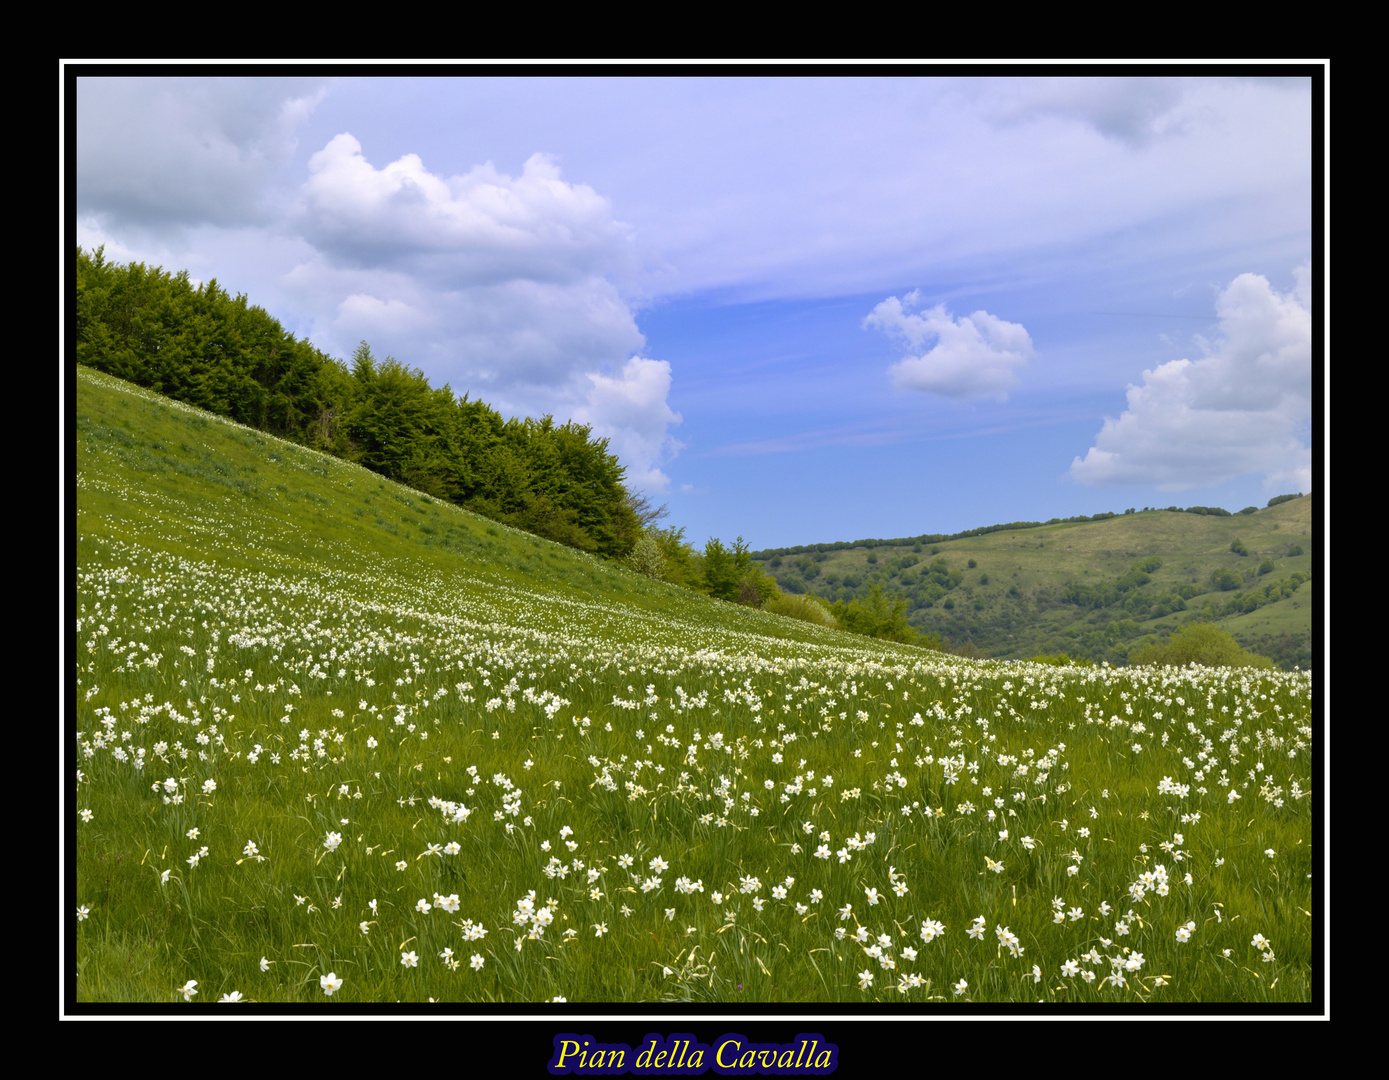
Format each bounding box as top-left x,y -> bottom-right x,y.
72,367 -> 1317,1006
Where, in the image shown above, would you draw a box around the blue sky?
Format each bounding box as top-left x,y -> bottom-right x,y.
72,72 -> 1319,550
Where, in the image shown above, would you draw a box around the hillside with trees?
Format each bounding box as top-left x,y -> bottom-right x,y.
75,247 -> 643,558
747,498 -> 1315,669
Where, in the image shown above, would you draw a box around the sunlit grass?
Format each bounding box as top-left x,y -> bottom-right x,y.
73,367 -> 1315,1004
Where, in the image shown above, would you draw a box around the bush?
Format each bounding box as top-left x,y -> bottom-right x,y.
1287,544 -> 1304,557
735,568 -> 780,609
1267,493 -> 1302,507
832,586 -> 917,643
649,526 -> 700,588
763,592 -> 838,628
1129,623 -> 1274,669
625,533 -> 666,579
1230,539 -> 1249,556
1258,559 -> 1275,576
1210,568 -> 1241,591
1238,506 -> 1259,515
967,558 -> 978,568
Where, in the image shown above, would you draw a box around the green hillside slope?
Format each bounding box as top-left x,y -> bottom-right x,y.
76,367 -> 880,655
71,368 -> 1314,1006
754,501 -> 1314,668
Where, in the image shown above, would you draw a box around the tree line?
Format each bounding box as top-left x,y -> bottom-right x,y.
75,247 -> 643,559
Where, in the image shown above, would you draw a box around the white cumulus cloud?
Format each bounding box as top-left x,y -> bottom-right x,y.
287,134 -> 679,488
866,291 -> 1034,400
297,134 -> 635,284
573,358 -> 684,493
1069,266 -> 1311,491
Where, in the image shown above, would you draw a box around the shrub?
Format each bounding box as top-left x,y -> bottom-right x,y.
1210,568 -> 1241,591
1129,623 -> 1274,669
1267,493 -> 1302,507
967,558 -> 978,568
649,526 -> 701,588
1258,559 -> 1275,576
763,592 -> 838,628
831,585 -> 917,644
1287,544 -> 1304,557
625,533 -> 666,579
736,575 -> 774,608
1230,539 -> 1249,556
1238,506 -> 1259,515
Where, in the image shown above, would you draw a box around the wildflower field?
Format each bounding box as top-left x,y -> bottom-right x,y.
72,367 -> 1318,1005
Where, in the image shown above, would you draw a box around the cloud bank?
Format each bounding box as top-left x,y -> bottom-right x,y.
1069,266 -> 1312,492
865,291 -> 1034,400
288,134 -> 680,491
77,76 -> 327,231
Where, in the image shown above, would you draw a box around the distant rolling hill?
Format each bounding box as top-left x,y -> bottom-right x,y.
752,498 -> 1315,668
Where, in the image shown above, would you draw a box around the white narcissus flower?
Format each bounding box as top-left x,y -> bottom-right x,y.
320,972 -> 343,995
177,980 -> 198,1001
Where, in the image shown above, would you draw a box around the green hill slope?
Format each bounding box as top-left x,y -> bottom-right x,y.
77,366 -> 894,656
71,368 -> 1314,1006
754,500 -> 1314,668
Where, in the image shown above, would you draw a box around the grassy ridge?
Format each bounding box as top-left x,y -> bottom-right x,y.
754,501 -> 1314,667
73,368 -> 1316,1006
